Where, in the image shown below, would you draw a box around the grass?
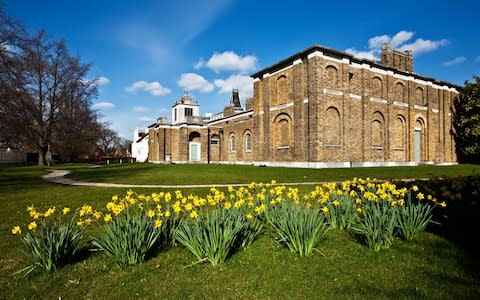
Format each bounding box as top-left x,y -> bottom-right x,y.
1,164 -> 480,299
64,163 -> 480,185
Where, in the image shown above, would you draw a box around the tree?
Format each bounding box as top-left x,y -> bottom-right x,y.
453,76 -> 480,163
0,8 -> 99,165
97,123 -> 121,157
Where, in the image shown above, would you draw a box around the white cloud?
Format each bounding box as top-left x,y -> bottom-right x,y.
397,38 -> 448,54
194,58 -> 205,69
92,102 -> 115,110
139,116 -> 156,122
205,51 -> 257,73
133,106 -> 149,113
126,81 -> 171,96
95,76 -> 110,86
390,31 -> 415,48
345,48 -> 378,60
368,34 -> 391,49
177,73 -> 214,93
443,56 -> 467,66
348,30 -> 448,60
213,74 -> 253,99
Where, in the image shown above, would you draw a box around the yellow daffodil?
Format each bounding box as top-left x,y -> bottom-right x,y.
147,209 -> 155,218
44,207 -> 56,218
165,210 -> 171,217
190,210 -> 198,219
224,201 -> 232,209
246,213 -> 253,220
440,201 -> 447,208
11,226 -> 21,235
28,221 -> 37,231
321,206 -> 329,214
154,219 -> 163,228
62,207 -> 70,215
104,214 -> 112,222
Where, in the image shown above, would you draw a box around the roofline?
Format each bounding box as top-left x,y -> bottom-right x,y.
207,109 -> 254,126
250,44 -> 460,89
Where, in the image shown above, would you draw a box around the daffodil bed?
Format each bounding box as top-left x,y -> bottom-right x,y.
11,179 -> 448,272
3,166 -> 480,299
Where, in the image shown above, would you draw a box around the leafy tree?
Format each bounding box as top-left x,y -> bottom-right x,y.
453,76 -> 480,163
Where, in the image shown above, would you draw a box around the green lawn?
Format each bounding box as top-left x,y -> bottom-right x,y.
65,163 -> 480,185
1,164 -> 479,299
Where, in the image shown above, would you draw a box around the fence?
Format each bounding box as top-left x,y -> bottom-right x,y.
0,151 -> 27,166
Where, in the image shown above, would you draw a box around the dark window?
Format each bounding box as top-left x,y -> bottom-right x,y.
185,107 -> 193,117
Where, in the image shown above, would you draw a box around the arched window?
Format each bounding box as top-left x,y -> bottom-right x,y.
230,135 -> 236,152
393,115 -> 406,148
273,113 -> 293,148
276,75 -> 288,105
415,87 -> 425,105
372,77 -> 383,98
395,82 -> 405,101
245,133 -> 252,152
325,107 -> 341,145
371,112 -> 385,148
326,65 -> 338,89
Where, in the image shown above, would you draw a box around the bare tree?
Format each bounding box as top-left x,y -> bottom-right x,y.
1,8 -> 99,165
97,123 -> 120,157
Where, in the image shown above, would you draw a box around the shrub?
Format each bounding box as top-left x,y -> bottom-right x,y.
265,201 -> 329,256
12,206 -> 84,277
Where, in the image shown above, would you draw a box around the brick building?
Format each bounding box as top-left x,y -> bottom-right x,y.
148,43 -> 458,167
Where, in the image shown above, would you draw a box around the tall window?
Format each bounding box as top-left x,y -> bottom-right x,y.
326,65 -> 338,89
325,107 -> 341,145
174,108 -> 177,122
245,133 -> 252,152
185,107 -> 193,117
371,112 -> 385,148
276,75 -> 288,105
372,77 -> 383,98
230,135 -> 236,152
415,87 -> 425,105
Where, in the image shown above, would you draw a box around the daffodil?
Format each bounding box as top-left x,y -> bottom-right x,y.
11,225 -> 21,235
154,219 -> 163,228
190,210 -> 198,219
104,214 -> 112,222
62,207 -> 71,215
147,209 -> 155,218
28,221 -> 37,231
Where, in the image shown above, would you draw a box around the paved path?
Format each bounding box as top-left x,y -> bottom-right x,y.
41,169 -> 339,189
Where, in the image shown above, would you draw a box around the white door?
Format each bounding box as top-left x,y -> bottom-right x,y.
189,142 -> 200,161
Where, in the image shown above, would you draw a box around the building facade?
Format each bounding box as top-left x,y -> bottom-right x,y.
148,44 -> 458,167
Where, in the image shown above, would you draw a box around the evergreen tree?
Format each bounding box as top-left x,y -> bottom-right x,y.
453,76 -> 480,163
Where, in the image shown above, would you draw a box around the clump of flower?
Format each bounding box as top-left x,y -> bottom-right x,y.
11,205 -> 84,277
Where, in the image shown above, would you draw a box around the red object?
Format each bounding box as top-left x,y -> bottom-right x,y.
95,151 -> 101,164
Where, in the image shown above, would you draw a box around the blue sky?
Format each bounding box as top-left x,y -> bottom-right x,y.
5,0 -> 480,140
